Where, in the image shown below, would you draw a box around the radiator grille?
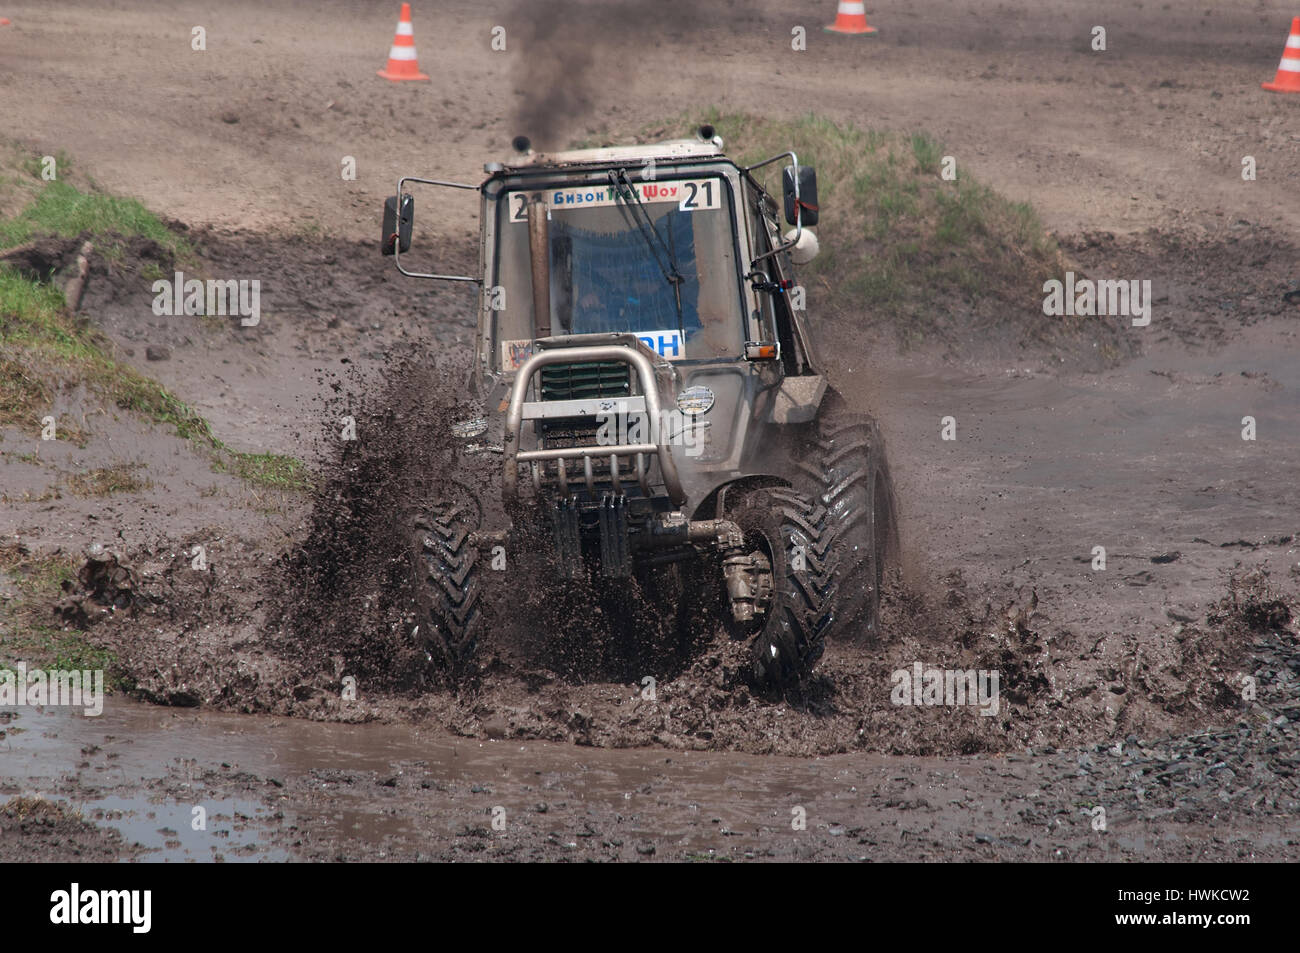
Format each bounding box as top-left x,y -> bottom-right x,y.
538,362 -> 631,402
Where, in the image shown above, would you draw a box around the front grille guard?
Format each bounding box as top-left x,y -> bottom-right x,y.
502,345 -> 685,507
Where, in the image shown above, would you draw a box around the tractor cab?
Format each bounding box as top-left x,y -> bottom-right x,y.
383,126 -> 820,389
382,126 -> 824,514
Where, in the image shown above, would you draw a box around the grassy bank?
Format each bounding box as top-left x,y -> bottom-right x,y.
697,112 -> 1066,344
0,145 -> 308,490
0,544 -> 133,693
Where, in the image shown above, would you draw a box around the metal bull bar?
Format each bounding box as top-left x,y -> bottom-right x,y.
502,345 -> 685,507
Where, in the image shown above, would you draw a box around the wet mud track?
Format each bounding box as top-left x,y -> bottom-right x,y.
78,229 -> 1300,758
4,0 -> 1300,862
7,222 -> 1297,860
6,651 -> 1297,863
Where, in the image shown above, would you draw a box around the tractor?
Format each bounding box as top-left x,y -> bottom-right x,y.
382,124 -> 898,689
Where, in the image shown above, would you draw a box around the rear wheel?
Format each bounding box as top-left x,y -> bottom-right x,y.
796,401 -> 900,637
410,487 -> 484,681
726,487 -> 836,690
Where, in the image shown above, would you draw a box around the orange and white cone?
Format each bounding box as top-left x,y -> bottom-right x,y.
378,3 -> 429,82
1262,17 -> 1300,93
824,1 -> 878,35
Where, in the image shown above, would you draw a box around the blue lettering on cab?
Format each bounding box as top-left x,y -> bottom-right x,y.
636,329 -> 684,360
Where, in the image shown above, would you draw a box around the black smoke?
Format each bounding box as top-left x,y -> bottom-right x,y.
509,0 -> 711,150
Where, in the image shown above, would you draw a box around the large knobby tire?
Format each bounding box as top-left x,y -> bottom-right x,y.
728,487 -> 836,690
410,489 -> 484,680
796,403 -> 900,637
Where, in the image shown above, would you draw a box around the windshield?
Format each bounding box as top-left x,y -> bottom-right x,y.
492,175 -> 743,369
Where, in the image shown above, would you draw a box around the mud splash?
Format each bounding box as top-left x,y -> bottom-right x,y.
270,357 -> 481,691
20,217 -> 1300,759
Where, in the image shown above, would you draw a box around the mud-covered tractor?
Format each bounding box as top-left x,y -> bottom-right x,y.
382,125 -> 898,689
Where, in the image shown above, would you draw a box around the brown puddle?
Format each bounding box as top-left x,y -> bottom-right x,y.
4,697 -> 933,859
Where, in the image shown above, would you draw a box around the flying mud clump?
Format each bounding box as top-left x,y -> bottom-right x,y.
271,358 -> 485,692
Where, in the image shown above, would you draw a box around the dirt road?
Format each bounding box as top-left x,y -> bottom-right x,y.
1,0 -> 1298,861
3,0 -> 1297,242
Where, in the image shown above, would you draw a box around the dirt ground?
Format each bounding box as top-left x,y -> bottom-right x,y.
2,0 -> 1299,861
3,0 -> 1297,242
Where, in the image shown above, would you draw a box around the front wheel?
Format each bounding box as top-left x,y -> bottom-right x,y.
409,486 -> 484,682
796,401 -> 900,637
725,487 -> 837,690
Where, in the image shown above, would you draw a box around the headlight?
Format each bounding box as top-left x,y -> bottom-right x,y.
676,385 -> 715,416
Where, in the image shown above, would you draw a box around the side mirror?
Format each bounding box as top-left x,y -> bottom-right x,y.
782,165 -> 819,228
381,194 -> 413,255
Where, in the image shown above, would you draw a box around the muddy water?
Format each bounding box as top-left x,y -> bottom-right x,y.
7,698 -> 994,861
18,694 -> 1293,863
5,704 -> 297,861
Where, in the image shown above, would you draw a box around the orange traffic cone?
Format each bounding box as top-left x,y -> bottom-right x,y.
377,3 -> 429,82
1262,17 -> 1300,93
825,1 -> 877,35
